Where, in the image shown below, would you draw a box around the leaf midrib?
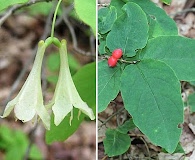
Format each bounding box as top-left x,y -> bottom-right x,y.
136,64 -> 170,142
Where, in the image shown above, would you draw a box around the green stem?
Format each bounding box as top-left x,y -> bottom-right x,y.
51,0 -> 63,38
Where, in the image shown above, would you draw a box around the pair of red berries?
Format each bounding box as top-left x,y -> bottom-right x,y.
108,49 -> 123,67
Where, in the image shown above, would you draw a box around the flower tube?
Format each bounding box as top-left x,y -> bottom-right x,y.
1,41 -> 50,130
50,40 -> 95,126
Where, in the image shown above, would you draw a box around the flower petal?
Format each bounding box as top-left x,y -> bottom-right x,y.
59,40 -> 95,120
1,98 -> 18,118
14,93 -> 37,122
73,101 -> 95,120
52,96 -> 73,126
36,104 -> 51,130
14,41 -> 46,122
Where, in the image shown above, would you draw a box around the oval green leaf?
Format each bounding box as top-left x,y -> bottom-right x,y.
103,129 -> 131,157
106,2 -> 148,57
121,59 -> 183,153
98,60 -> 121,112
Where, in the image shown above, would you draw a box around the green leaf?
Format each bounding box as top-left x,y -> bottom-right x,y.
6,148 -> 24,160
174,143 -> 185,153
130,0 -> 177,38
106,2 -> 148,57
47,75 -> 58,84
117,119 -> 136,134
68,53 -> 81,74
98,60 -> 121,112
121,59 -> 183,153
98,40 -> 106,55
47,52 -> 80,72
47,53 -> 60,72
160,0 -> 171,5
24,2 -> 53,16
46,109 -> 85,143
0,126 -> 42,160
0,126 -> 14,149
188,93 -> 195,112
162,143 -> 185,153
140,36 -> 195,81
189,81 -> 195,86
98,6 -> 117,34
0,0 -> 28,11
110,0 -> 125,17
74,0 -> 96,34
46,62 -> 96,143
73,62 -> 96,108
29,144 -> 43,160
103,129 -> 131,157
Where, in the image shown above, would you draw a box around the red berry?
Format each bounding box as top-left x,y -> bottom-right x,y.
112,49 -> 123,59
108,56 -> 117,67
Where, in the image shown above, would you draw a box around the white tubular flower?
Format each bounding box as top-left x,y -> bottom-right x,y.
1,41 -> 50,130
50,40 -> 95,126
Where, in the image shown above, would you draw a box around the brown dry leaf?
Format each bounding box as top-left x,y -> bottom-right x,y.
98,120 -> 107,143
158,153 -> 184,160
188,123 -> 195,135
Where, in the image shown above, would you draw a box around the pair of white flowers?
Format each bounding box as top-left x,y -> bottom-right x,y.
1,39 -> 95,130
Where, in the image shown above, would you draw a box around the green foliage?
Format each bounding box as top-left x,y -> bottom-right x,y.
98,40 -> 107,55
74,0 -> 96,34
116,119 -> 136,134
140,36 -> 195,81
189,81 -> 195,86
103,119 -> 135,157
103,128 -> 131,157
0,0 -> 28,11
46,62 -> 96,143
98,0 -> 195,156
0,126 -> 42,160
130,0 -> 177,38
98,6 -> 117,34
162,143 -> 185,153
24,2 -> 53,16
98,60 -> 121,112
46,52 -> 81,84
110,0 -> 125,17
47,53 -> 60,72
160,0 -> 171,5
121,59 -> 183,153
173,143 -> 185,153
106,2 -> 148,57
